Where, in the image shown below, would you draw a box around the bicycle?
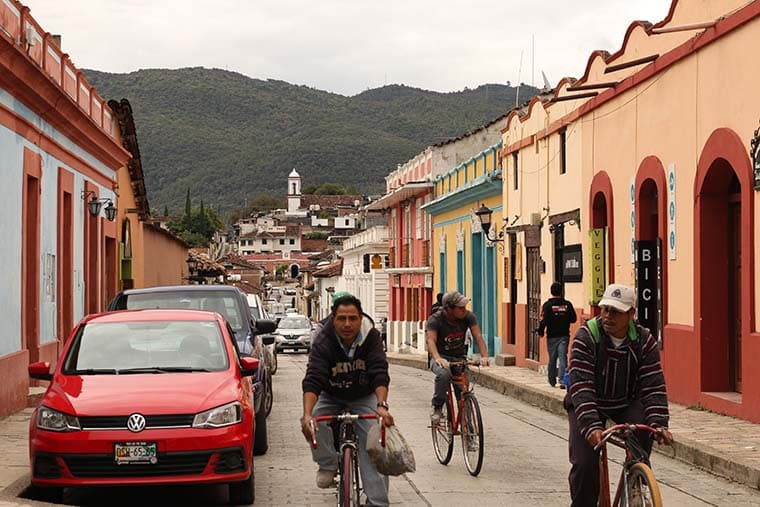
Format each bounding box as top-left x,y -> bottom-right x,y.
310,412 -> 386,506
595,423 -> 664,507
430,360 -> 484,476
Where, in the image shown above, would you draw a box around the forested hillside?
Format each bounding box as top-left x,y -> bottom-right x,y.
85,67 -> 539,215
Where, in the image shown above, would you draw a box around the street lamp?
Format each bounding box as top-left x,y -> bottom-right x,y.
186,255 -> 198,274
475,204 -> 503,243
81,190 -> 117,221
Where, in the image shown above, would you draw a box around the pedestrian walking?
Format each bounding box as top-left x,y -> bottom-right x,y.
536,282 -> 577,389
430,292 -> 443,315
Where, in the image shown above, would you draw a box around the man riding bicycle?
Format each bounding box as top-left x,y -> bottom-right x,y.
301,294 -> 394,506
566,283 -> 673,506
426,291 -> 489,424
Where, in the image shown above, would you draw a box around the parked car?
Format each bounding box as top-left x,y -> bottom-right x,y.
283,288 -> 297,296
28,309 -> 261,504
274,314 -> 313,353
107,285 -> 275,455
247,294 -> 277,376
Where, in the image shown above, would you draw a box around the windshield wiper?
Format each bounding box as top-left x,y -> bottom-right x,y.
68,368 -> 119,375
116,366 -> 213,374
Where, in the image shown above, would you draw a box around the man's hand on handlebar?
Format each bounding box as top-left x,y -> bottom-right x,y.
478,356 -> 490,367
376,406 -> 395,427
434,357 -> 449,369
655,428 -> 674,445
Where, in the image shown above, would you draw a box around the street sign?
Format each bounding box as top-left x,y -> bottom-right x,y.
635,239 -> 663,345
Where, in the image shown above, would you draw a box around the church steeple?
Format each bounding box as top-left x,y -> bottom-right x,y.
287,168 -> 301,213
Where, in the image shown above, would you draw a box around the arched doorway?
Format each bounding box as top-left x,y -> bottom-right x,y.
695,128 -> 755,396
635,157 -> 668,345
289,264 -> 299,279
697,160 -> 742,392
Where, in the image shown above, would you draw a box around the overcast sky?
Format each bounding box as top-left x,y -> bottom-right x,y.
24,0 -> 671,96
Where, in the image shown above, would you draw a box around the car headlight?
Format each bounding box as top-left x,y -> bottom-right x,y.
300,335 -> 311,342
37,406 -> 81,432
192,402 -> 242,429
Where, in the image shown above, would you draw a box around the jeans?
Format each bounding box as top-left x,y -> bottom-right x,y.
311,392 -> 389,506
430,356 -> 465,407
567,399 -> 653,506
547,336 -> 569,386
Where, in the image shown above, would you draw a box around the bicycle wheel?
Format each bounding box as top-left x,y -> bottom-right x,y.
431,401 -> 454,465
340,446 -> 355,506
624,462 -> 663,507
461,394 -> 484,476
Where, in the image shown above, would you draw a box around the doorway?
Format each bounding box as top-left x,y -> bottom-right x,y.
526,246 -> 541,361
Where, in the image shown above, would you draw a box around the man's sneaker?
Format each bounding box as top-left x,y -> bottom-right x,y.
559,383 -> 566,390
430,406 -> 443,425
316,469 -> 337,489
467,437 -> 479,452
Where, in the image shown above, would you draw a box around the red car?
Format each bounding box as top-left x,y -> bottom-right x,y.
28,309 -> 264,505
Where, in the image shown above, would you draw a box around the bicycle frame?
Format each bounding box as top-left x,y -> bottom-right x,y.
445,361 -> 475,435
311,412 -> 385,506
595,423 -> 660,507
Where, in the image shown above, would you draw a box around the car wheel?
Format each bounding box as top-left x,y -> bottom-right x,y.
270,350 -> 278,375
228,449 -> 254,505
264,372 -> 273,417
253,402 -> 268,456
28,485 -> 64,503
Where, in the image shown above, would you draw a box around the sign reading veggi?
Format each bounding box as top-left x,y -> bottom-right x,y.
589,228 -> 607,305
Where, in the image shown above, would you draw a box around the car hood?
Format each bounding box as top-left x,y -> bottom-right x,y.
44,371 -> 243,416
275,327 -> 311,335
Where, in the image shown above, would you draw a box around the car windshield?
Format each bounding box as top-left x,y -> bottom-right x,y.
62,320 -> 229,373
277,317 -> 310,330
249,306 -> 263,320
116,291 -> 244,332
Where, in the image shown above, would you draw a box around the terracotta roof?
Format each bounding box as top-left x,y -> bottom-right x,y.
303,282 -> 315,290
108,99 -> 150,221
312,259 -> 343,278
188,251 -> 226,276
218,253 -> 261,270
300,238 -> 328,253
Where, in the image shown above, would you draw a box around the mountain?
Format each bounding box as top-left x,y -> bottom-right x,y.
84,67 -> 539,216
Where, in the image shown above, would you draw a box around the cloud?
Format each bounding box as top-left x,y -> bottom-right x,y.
24,0 -> 671,95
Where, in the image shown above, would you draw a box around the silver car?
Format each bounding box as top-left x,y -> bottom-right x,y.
274,315 -> 312,353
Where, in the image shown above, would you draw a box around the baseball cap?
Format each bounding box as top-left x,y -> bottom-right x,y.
442,291 -> 470,308
598,284 -> 636,312
331,290 -> 352,304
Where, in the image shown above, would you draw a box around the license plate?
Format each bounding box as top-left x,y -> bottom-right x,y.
114,442 -> 157,464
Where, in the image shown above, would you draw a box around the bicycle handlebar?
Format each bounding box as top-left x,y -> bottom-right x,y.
594,424 -> 663,451
309,413 -> 386,449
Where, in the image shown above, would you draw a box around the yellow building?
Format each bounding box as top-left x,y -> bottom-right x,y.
424,142 -> 504,357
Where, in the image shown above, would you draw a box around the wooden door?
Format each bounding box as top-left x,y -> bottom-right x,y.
728,201 -> 742,392
526,247 -> 541,361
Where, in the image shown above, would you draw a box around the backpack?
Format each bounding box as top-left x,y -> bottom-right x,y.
583,317 -> 643,400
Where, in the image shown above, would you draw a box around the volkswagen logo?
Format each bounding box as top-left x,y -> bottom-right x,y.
127,413 -> 146,433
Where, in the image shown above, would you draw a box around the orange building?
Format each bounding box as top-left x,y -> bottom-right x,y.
499,0 -> 760,421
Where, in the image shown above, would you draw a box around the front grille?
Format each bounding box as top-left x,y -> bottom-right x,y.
33,454 -> 62,479
79,414 -> 195,430
63,451 -> 212,478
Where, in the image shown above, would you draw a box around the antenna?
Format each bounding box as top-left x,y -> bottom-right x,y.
531,34 -> 535,88
515,51 -> 523,108
541,71 -> 551,92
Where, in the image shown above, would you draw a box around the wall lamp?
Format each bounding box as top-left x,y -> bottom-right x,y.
82,190 -> 117,221
475,204 -> 504,243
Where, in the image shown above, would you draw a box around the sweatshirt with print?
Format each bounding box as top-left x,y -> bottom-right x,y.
302,313 -> 390,401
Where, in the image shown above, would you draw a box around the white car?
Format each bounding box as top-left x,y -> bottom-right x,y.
274,315 -> 312,353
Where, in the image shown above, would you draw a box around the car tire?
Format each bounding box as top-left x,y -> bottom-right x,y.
305,347 -> 311,354
264,372 -> 273,418
28,485 -> 64,503
253,402 -> 268,456
228,450 -> 255,505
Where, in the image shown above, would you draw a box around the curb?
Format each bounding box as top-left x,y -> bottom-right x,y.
387,354 -> 760,491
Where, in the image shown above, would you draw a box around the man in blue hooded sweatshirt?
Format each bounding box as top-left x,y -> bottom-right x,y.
301,294 -> 393,506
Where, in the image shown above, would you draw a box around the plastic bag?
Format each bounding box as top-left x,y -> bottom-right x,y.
366,424 -> 416,476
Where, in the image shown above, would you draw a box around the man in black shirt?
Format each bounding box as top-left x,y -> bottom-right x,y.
537,282 -> 577,389
425,291 -> 489,423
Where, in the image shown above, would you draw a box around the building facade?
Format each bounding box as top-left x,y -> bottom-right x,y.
339,225 -> 390,324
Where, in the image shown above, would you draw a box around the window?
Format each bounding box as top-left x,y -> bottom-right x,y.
262,239 -> 267,245
289,239 -> 295,245
279,239 -> 285,245
512,152 -> 519,190
559,128 -> 567,175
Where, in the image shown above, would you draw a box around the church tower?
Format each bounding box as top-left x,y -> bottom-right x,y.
287,168 -> 301,213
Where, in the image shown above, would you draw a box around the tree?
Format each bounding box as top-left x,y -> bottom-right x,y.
167,204 -> 224,247
185,189 -> 192,216
163,205 -> 169,216
314,183 -> 347,195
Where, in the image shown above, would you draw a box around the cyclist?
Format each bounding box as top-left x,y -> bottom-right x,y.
426,290 -> 489,424
566,283 -> 673,506
301,294 -> 394,506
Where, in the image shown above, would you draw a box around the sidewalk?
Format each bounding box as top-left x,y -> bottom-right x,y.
387,351 -> 760,491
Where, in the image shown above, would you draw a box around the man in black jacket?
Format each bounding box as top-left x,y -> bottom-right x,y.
301,294 -> 393,506
536,282 -> 577,388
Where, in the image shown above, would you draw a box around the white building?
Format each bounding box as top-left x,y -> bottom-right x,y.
338,226 -> 390,323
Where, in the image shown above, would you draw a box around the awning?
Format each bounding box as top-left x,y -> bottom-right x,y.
364,182 -> 434,211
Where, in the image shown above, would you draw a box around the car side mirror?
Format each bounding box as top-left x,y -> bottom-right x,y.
29,361 -> 53,381
240,356 -> 260,377
254,319 -> 276,335
261,335 -> 275,346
